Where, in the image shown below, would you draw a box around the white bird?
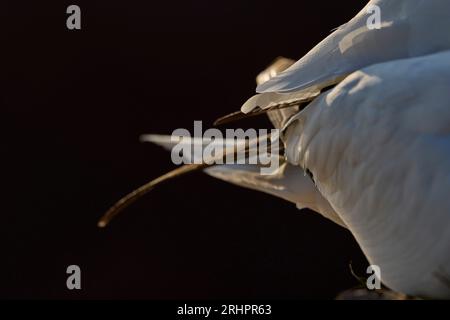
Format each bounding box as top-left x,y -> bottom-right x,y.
281,51 -> 450,299
100,0 -> 450,298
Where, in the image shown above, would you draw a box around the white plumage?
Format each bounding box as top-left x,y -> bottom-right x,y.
255,0 -> 450,95
233,0 -> 450,298
283,51 -> 450,298
106,0 -> 450,298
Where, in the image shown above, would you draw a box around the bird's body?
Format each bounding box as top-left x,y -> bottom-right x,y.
228,0 -> 450,298
283,51 -> 450,298
103,0 -> 450,299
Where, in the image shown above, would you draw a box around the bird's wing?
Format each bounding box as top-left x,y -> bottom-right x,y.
142,134 -> 346,227
206,163 -> 347,228
284,50 -> 450,298
243,0 -> 450,113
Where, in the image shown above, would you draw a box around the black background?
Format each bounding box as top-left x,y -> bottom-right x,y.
3,0 -> 369,299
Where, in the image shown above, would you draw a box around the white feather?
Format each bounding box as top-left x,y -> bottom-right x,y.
242,0 -> 450,114
283,50 -> 450,298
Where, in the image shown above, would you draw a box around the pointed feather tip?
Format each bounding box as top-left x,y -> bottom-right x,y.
97,220 -> 107,228
213,110 -> 244,126
98,209 -> 115,228
139,134 -> 171,144
240,94 -> 262,114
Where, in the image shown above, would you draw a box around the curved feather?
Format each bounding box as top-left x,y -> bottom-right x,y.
253,0 -> 450,100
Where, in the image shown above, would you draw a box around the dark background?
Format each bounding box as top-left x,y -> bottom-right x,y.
3,0 -> 368,299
